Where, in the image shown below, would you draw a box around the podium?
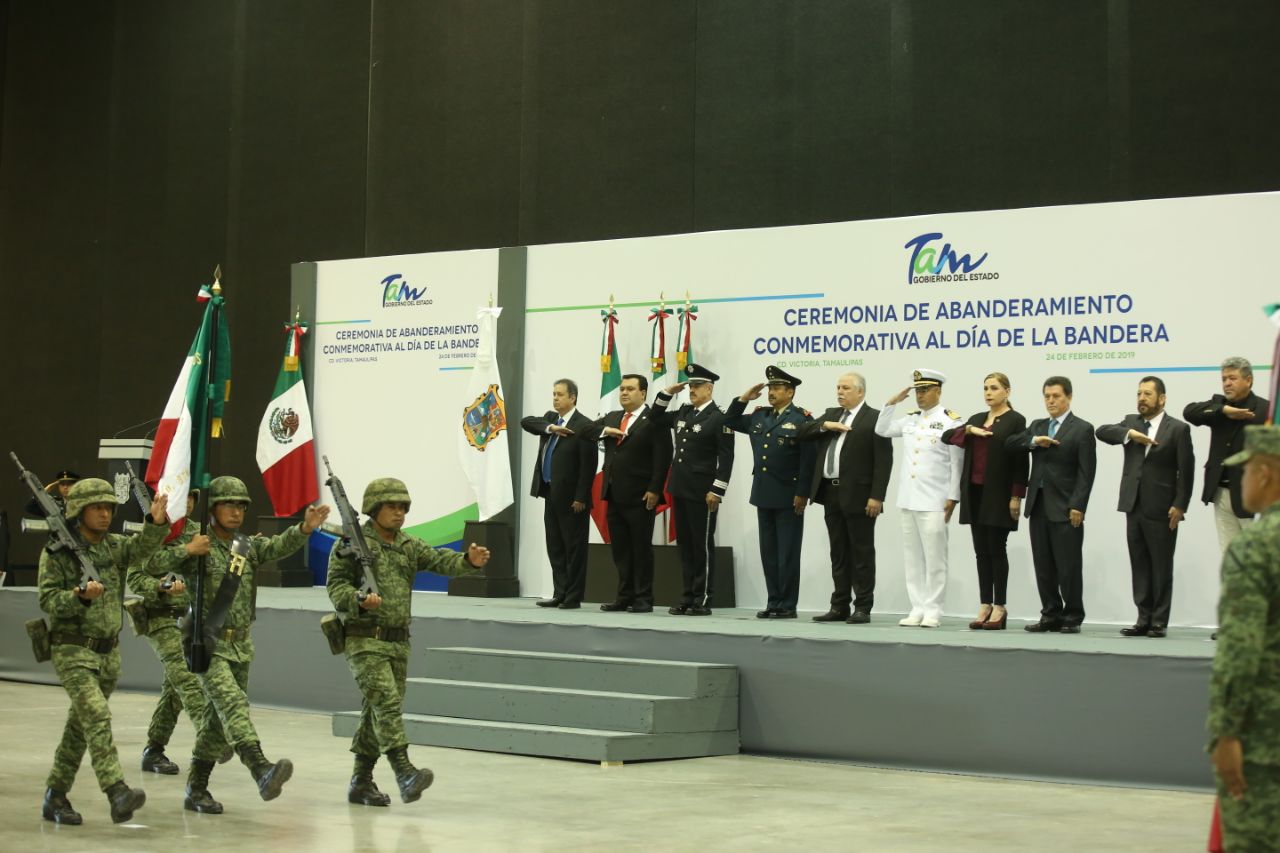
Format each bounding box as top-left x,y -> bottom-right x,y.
98,438 -> 153,532
448,520 -> 519,597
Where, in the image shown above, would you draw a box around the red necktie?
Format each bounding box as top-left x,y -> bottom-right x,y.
619,411 -> 633,442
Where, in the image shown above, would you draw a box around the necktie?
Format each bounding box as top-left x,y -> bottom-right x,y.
619,411 -> 633,442
825,410 -> 852,477
1048,418 -> 1059,439
542,417 -> 563,482
1139,419 -> 1151,435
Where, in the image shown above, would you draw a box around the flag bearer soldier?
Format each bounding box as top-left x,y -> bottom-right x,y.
724,366 -> 815,618
326,478 -> 490,806
652,363 -> 735,615
38,478 -> 170,825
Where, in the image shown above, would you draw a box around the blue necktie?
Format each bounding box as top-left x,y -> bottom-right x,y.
1048,418 -> 1059,439
542,418 -> 563,483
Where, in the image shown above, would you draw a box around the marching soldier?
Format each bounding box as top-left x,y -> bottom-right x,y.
652,363 -> 735,615
875,369 -> 965,628
724,366 -> 815,618
158,476 -> 328,810
38,478 -> 170,825
1209,425 -> 1280,848
326,478 -> 489,806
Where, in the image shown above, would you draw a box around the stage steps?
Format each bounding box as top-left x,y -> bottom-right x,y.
330,646 -> 740,764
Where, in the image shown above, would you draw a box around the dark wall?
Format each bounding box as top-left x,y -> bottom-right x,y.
3,0 -> 1279,564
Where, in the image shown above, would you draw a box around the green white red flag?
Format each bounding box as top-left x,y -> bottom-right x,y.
255,320 -> 318,516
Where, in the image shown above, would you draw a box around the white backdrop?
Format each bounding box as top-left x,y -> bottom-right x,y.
311,250 -> 499,546
520,191 -> 1280,627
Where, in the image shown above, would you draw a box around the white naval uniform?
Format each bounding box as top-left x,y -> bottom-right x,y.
875,401 -> 965,621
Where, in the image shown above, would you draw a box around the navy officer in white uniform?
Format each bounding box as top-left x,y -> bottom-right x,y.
875,369 -> 965,627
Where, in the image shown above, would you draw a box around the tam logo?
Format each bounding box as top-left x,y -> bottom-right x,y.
381,274 -> 432,307
904,232 -> 989,284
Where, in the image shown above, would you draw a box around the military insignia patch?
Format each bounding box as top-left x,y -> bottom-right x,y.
692,424 -> 703,433
677,420 -> 686,430
462,383 -> 509,451
782,422 -> 797,430
112,472 -> 131,506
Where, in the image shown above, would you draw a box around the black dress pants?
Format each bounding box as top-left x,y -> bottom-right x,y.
543,497 -> 590,604
673,495 -> 717,606
1028,501 -> 1085,625
606,500 -> 657,606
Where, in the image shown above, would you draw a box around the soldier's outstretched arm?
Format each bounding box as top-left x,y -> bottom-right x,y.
409,539 -> 473,578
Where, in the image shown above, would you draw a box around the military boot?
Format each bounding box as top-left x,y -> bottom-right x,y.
348,754 -> 391,807
41,788 -> 82,825
141,742 -> 179,775
385,745 -> 433,803
236,741 -> 293,801
105,780 -> 146,824
183,758 -> 224,814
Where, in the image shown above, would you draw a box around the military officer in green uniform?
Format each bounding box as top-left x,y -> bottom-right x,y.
327,478 -> 489,806
155,475 -> 328,811
1209,425 -> 1280,850
724,366 -> 816,619
38,477 -> 170,825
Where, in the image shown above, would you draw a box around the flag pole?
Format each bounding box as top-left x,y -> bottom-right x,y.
187,266 -> 223,674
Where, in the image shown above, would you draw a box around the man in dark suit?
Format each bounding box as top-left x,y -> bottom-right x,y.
520,378 -> 597,609
577,373 -> 673,613
1006,376 -> 1096,633
652,363 -> 735,615
796,372 -> 892,624
1096,375 -> 1195,637
724,365 -> 816,619
1184,356 -> 1270,556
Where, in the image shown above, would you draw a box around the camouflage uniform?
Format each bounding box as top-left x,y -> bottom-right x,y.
38,480 -> 167,795
1208,426 -> 1280,850
326,478 -> 475,804
127,517 -> 219,762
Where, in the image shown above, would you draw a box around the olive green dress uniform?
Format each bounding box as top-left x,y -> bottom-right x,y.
38,479 -> 167,813
1208,426 -> 1280,850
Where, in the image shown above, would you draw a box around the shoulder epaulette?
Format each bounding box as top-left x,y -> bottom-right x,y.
908,409 -> 921,416
801,409 -> 811,417
946,409 -> 960,419
753,406 -> 765,413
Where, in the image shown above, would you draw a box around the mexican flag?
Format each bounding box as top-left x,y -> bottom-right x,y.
458,305 -> 514,520
675,303 -> 698,381
145,284 -> 231,521
255,321 -> 318,516
590,307 -> 623,540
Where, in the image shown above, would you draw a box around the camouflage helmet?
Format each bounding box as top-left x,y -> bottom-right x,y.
362,478 -> 412,514
208,476 -> 253,506
64,477 -> 119,519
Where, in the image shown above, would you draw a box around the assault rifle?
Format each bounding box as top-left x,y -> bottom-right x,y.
11,452 -> 100,590
322,455 -> 378,601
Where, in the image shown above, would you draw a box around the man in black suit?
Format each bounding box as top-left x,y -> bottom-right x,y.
1007,376 -> 1096,633
652,363 -> 735,615
1184,356 -> 1270,556
1096,376 -> 1195,637
577,373 -> 673,613
520,378 -> 597,609
796,372 -> 892,624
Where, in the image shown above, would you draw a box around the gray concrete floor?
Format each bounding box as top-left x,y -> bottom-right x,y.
1,681 -> 1213,851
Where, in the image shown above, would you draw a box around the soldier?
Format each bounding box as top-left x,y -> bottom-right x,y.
159,475 -> 328,810
652,363 -> 735,615
38,478 -> 170,825
1208,425 -> 1280,849
875,369 -> 965,628
25,468 -> 80,517
724,366 -> 815,619
326,478 -> 490,806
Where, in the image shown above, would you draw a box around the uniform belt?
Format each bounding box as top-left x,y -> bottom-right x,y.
344,623 -> 410,642
50,632 -> 118,653
217,627 -> 251,643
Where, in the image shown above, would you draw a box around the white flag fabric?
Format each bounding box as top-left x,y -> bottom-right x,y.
458,305 -> 514,520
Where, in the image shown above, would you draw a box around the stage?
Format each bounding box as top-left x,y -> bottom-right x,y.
0,587 -> 1215,791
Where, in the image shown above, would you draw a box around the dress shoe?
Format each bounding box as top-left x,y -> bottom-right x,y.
627,604 -> 653,613
1148,626 -> 1167,638
687,605 -> 712,616
1059,624 -> 1082,634
982,609 -> 1008,630
968,605 -> 993,630
535,598 -> 563,608
813,610 -> 850,622
920,616 -> 941,629
899,611 -> 923,627
668,604 -> 689,615
773,610 -> 797,619
599,602 -> 631,612
756,609 -> 775,619
1024,621 -> 1060,633
846,611 -> 871,624
1120,624 -> 1150,637
557,601 -> 581,610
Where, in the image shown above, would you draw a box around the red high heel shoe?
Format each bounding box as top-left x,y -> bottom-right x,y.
983,607 -> 1008,630
968,605 -> 993,630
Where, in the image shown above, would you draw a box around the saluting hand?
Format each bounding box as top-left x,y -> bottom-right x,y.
466,542 -> 491,567
966,425 -> 993,438
1128,429 -> 1157,447
549,424 -> 575,437
823,420 -> 851,433
1223,405 -> 1255,421
739,383 -> 766,402
1032,435 -> 1060,448
665,382 -> 688,396
150,493 -> 170,524
887,386 -> 911,406
302,504 -> 330,535
601,426 -> 625,439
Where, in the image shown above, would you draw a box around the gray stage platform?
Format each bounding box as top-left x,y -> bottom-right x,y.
0,587 -> 1215,790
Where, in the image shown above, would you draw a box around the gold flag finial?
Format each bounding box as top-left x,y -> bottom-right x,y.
294,305 -> 301,324
212,264 -> 223,295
